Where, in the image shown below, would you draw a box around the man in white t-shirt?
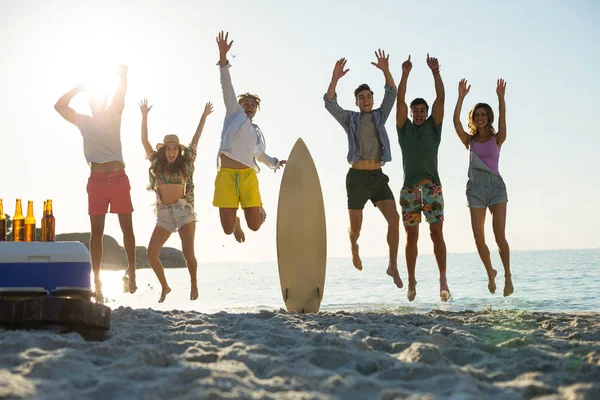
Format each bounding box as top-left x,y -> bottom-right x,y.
213,31 -> 286,243
54,65 -> 137,300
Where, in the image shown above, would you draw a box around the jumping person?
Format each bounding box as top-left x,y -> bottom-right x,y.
396,54 -> 450,302
213,31 -> 286,243
54,65 -> 136,301
323,51 -> 403,289
453,78 -> 513,297
140,99 -> 213,303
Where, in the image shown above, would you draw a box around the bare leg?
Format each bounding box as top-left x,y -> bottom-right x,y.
244,206 -> 265,232
178,221 -> 198,301
405,224 -> 419,301
220,208 -> 244,243
348,209 -> 364,271
430,221 -> 450,302
146,226 -> 172,303
490,202 -> 512,296
118,213 -> 137,293
376,200 -> 402,288
470,208 -> 497,294
89,215 -> 106,302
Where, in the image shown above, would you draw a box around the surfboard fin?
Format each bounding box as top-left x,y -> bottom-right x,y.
317,287 -> 320,300
284,288 -> 288,303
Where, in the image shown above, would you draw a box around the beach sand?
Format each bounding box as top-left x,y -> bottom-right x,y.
1,308 -> 599,399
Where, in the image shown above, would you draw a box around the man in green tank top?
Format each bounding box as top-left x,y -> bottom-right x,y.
396,54 -> 450,303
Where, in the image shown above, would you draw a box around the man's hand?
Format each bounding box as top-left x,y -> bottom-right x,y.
458,79 -> 471,98
331,58 -> 349,81
216,31 -> 233,55
202,102 -> 214,118
139,99 -> 153,116
371,49 -> 390,72
117,65 -> 128,77
275,160 -> 287,172
401,55 -> 412,75
496,78 -> 506,99
426,53 -> 440,72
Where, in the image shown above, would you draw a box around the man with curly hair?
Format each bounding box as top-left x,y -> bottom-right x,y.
213,31 -> 286,243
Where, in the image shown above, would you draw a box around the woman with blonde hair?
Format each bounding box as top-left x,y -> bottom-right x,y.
453,79 -> 513,297
140,99 -> 213,302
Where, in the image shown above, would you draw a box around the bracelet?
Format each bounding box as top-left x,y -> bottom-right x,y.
432,69 -> 440,75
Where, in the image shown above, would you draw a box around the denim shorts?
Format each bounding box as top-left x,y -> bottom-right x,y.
466,169 -> 508,208
156,199 -> 196,232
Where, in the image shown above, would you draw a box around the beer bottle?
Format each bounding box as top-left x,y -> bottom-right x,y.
41,200 -> 48,241
13,199 -> 25,242
24,200 -> 36,242
0,199 -> 6,241
44,199 -> 56,242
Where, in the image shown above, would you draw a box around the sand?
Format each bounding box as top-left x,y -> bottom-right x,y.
1,308 -> 599,399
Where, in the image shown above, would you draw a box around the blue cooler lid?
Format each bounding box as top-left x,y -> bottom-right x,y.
0,242 -> 90,263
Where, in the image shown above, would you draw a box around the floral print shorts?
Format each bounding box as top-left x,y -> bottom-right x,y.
400,182 -> 444,226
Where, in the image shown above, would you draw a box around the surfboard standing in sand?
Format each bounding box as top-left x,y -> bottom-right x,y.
323,51 -> 403,290
276,139 -> 327,313
54,65 -> 136,302
140,99 -> 213,303
453,78 -> 513,297
396,54 -> 450,302
213,31 -> 286,242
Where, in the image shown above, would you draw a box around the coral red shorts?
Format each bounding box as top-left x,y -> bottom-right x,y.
86,170 -> 134,215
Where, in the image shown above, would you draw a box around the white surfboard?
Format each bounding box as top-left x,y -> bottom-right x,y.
276,138 -> 326,314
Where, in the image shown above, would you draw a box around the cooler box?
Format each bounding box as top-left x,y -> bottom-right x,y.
0,242 -> 91,293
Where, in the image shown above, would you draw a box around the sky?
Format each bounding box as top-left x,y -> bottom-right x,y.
1,0 -> 599,264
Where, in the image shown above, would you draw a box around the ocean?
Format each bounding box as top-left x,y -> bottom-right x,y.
99,248 -> 600,314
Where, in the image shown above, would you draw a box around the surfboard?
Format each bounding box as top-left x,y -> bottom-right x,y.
276,138 -> 326,314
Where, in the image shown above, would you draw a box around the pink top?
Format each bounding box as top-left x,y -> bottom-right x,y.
470,136 -> 500,175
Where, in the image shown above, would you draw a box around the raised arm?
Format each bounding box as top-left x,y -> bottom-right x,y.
323,58 -> 351,126
109,65 -> 128,113
371,49 -> 397,121
216,31 -> 239,114
496,79 -> 507,146
326,58 -> 349,101
54,84 -> 84,124
396,55 -> 411,128
427,54 -> 445,125
139,99 -> 153,157
453,79 -> 471,148
190,102 -> 214,147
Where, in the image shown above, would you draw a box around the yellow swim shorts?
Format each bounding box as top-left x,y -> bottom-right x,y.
213,167 -> 263,209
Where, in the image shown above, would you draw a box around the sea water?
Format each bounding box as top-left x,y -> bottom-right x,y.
100,248 -> 600,313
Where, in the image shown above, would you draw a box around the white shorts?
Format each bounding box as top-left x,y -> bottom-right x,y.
156,199 -> 196,232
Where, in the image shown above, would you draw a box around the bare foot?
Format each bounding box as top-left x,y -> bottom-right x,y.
260,207 -> 267,223
487,269 -> 498,294
504,274 -> 514,297
158,286 -> 172,303
190,281 -> 198,301
233,217 -> 246,243
440,279 -> 451,302
127,268 -> 137,294
94,282 -> 104,304
350,242 -> 363,271
407,280 -> 417,302
386,265 -> 404,289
